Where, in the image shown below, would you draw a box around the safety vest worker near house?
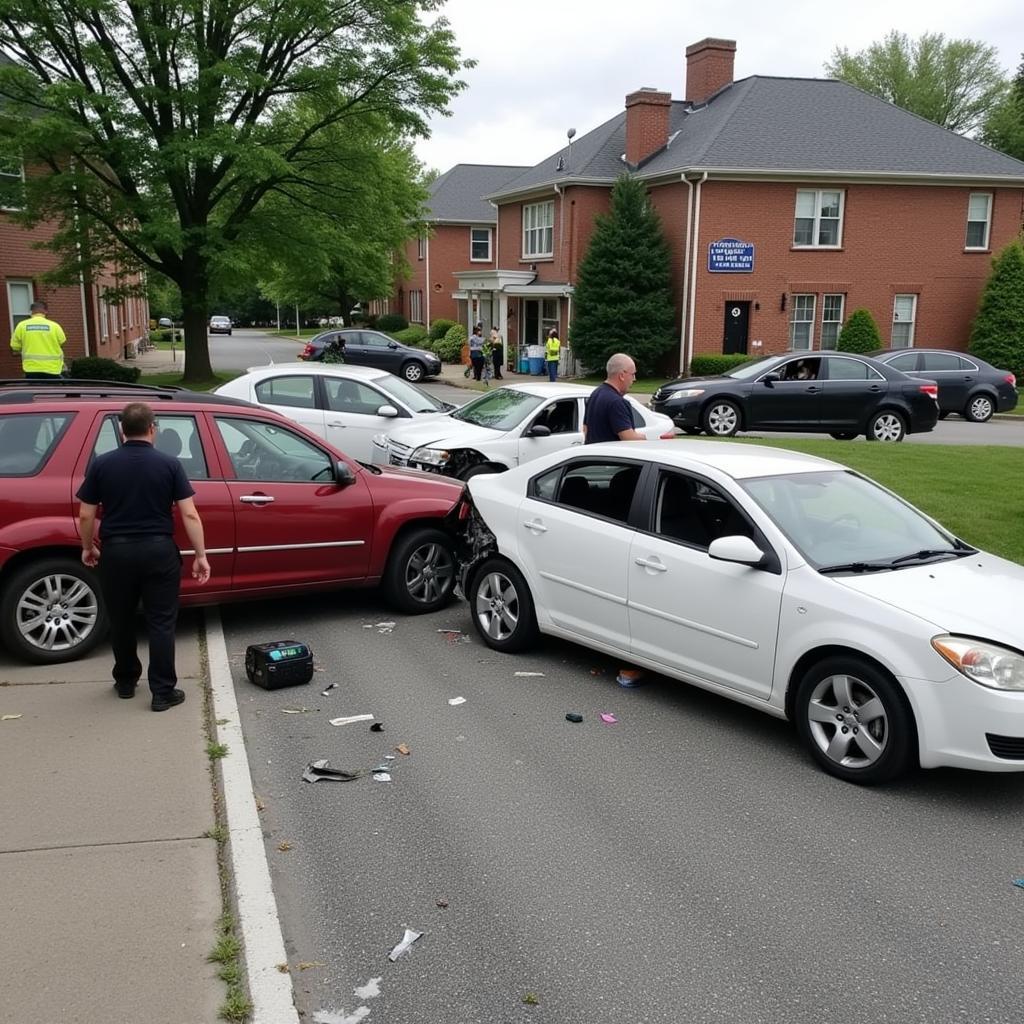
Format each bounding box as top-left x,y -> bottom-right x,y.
545,327 -> 560,382
10,300 -> 66,378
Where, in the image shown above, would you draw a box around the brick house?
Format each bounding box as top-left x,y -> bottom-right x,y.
389,163 -> 526,330
457,38 -> 1024,375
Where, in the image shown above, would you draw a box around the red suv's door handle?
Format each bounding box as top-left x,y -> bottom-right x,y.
239,494 -> 275,505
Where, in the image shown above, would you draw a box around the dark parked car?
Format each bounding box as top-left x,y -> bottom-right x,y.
300,329 -> 442,384
869,348 -> 1018,422
651,352 -> 939,442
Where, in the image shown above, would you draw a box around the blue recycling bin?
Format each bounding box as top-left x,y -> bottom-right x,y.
528,356 -> 544,375
518,356 -> 529,373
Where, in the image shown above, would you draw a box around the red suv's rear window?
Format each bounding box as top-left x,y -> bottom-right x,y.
0,412 -> 74,476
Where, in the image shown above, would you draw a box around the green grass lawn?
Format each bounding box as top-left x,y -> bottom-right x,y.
579,375 -> 665,394
139,371 -> 240,391
269,328 -> 320,340
715,437 -> 1024,565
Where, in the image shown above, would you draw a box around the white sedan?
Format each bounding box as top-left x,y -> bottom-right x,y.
372,382 -> 676,480
461,441 -> 1024,784
214,363 -> 452,462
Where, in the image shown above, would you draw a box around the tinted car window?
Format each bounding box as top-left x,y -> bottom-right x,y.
216,417 -> 333,482
777,357 -> 822,381
452,388 -> 545,430
254,375 -> 316,410
154,415 -> 209,480
921,353 -> 964,372
0,412 -> 72,476
887,353 -> 918,371
529,399 -> 578,434
546,461 -> 642,525
360,334 -> 390,349
825,357 -> 884,381
654,471 -> 753,550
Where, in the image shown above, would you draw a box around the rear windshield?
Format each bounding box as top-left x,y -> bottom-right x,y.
0,412 -> 73,476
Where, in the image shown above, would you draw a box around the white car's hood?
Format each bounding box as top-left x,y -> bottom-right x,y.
834,552 -> 1024,647
384,415 -> 503,450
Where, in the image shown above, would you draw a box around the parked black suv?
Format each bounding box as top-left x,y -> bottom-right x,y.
299,329 -> 442,383
652,351 -> 939,442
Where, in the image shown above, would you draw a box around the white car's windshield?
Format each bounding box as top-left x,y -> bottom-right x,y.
374,375 -> 446,413
742,470 -> 969,572
450,388 -> 546,431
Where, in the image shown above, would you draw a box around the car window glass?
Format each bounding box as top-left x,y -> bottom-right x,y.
324,378 -> 390,416
780,357 -> 822,381
92,415 -> 121,457
888,353 -> 918,371
655,471 -> 754,550
547,461 -> 642,525
921,353 -> 962,372
629,401 -> 645,429
532,466 -> 561,502
0,412 -> 72,476
215,417 -> 333,482
361,334 -> 389,348
154,415 -> 209,480
254,375 -> 316,410
958,356 -> 978,371
529,398 -> 578,434
825,357 -> 883,381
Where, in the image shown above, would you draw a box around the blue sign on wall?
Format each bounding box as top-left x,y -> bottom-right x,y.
708,238 -> 755,273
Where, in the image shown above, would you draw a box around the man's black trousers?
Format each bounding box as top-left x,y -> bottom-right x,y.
99,536 -> 182,697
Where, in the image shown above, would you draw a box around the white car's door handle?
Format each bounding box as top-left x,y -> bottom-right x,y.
327,421 -> 346,428
523,519 -> 548,533
634,557 -> 667,572
570,441 -> 582,446
240,494 -> 275,505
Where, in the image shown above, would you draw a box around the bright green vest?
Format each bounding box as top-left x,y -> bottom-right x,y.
10,315 -> 66,373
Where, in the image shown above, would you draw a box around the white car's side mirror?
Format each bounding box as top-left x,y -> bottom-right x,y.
377,405 -> 399,418
708,535 -> 765,566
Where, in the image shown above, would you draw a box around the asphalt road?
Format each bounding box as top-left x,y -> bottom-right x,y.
208,328 -> 306,370
222,593 -> 1024,1024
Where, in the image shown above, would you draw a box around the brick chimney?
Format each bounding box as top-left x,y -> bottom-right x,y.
685,38 -> 736,104
624,88 -> 672,166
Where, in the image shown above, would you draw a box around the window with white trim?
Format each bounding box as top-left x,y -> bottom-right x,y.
820,294 -> 844,349
891,294 -> 917,348
789,294 -> 816,350
111,302 -> 119,335
793,189 -> 843,247
100,297 -> 109,338
409,289 -> 423,323
965,193 -> 992,250
470,227 -> 492,262
417,234 -> 426,260
0,159 -> 25,211
522,201 -> 554,258
6,280 -> 33,333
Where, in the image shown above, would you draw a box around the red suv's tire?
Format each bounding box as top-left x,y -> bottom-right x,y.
0,557 -> 108,664
383,527 -> 457,614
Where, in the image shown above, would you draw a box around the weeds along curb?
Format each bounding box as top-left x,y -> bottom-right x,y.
199,624 -> 254,1023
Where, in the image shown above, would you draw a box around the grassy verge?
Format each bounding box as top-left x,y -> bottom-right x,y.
578,375 -> 665,394
139,371 -> 240,391
717,437 -> 1024,565
269,328 -> 320,340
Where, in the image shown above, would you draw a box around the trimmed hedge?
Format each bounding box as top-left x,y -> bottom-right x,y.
436,323 -> 467,363
837,308 -> 883,354
429,318 -> 457,342
687,354 -> 754,377
376,313 -> 409,333
392,325 -> 429,345
69,357 -> 141,383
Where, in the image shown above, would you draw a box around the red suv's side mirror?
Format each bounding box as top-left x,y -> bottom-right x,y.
336,461 -> 356,486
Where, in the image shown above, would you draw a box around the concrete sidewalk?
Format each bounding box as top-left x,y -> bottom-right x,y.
0,614 -> 224,1024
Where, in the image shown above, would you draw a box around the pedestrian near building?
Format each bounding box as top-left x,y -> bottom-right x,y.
545,327 -> 561,382
490,327 -> 504,380
583,353 -> 646,443
9,299 -> 66,378
76,402 -> 211,711
468,323 -> 485,381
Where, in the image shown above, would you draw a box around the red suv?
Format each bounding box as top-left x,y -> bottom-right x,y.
0,380 -> 468,664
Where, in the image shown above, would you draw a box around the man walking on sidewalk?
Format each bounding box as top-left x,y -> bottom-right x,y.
76,402 -> 211,711
9,299 -> 66,378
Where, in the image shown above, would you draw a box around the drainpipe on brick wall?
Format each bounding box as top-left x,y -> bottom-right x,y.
424,227 -> 431,326
553,184 -> 564,280
685,172 -> 708,374
678,174 -> 695,374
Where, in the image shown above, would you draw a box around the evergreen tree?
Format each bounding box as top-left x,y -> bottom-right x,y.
982,55 -> 1024,161
969,241 -> 1024,377
570,175 -> 676,375
837,309 -> 884,353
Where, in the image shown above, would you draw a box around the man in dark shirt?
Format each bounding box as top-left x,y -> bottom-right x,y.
76,402 -> 210,711
583,353 -> 646,443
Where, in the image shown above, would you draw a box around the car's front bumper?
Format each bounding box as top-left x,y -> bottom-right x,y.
651,397 -> 701,428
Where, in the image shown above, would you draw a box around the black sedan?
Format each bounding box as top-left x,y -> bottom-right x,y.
869,348 -> 1018,422
299,328 -> 442,383
651,352 -> 939,442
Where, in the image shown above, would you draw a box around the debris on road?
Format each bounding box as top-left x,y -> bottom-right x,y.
353,977 -> 382,999
281,706 -> 315,714
321,682 -> 339,696
276,963 -> 289,973
301,759 -> 372,783
438,628 -> 470,644
387,927 -> 424,961
394,743 -> 411,756
314,1008 -> 370,1024
565,712 -> 583,723
277,841 -> 293,852
370,722 -> 384,732
372,771 -> 392,783
523,993 -> 540,1006
1013,878 -> 1024,889
617,668 -> 645,688
515,671 -> 545,677
330,713 -> 375,727
375,621 -> 396,634
1,714 -> 22,721
298,961 -> 326,971
600,712 -> 618,725
435,899 -> 449,909
448,696 -> 466,706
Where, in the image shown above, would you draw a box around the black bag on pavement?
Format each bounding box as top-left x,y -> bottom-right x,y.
245,640 -> 314,689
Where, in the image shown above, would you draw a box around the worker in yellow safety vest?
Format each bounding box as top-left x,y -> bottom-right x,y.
10,300 -> 67,378
545,327 -> 561,382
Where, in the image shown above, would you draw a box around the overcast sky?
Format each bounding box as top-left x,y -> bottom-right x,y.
415,0 -> 1024,173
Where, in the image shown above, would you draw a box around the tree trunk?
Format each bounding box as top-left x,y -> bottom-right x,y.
179,270 -> 214,383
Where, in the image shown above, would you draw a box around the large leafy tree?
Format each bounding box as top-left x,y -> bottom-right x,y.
982,55 -> 1024,160
969,241 -> 1024,378
0,1 -> 466,381
569,175 -> 676,376
825,31 -> 1007,135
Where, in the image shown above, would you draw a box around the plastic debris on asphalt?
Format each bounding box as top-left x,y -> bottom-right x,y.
1013,878 -> 1024,889
376,621 -> 396,634
617,668 -> 645,688
301,760 -> 373,783
354,977 -> 382,999
565,712 -> 583,723
394,743 -> 411,756
372,772 -> 392,783
281,706 -> 315,714
448,696 -> 466,706
515,671 -> 545,677
321,682 -> 339,696
437,627 -> 470,645
1,714 -> 22,721
370,722 -> 384,732
330,713 -> 375,727
314,1007 -> 371,1024
600,712 -> 618,725
387,927 -> 424,961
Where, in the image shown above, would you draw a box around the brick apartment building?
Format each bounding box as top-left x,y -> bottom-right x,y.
405,38 -> 1024,375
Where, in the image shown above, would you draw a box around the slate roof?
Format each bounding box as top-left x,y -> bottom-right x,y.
490,76 -> 1024,199
425,163 -> 529,223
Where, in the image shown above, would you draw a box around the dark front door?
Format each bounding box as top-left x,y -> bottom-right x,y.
723,302 -> 750,355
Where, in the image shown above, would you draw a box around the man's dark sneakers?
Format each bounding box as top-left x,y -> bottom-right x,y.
114,682 -> 137,699
151,688 -> 186,712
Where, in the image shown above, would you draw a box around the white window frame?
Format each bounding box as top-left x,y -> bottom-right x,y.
470,227 -> 492,262
0,159 -> 25,212
793,189 -> 844,249
891,294 -> 917,348
409,289 -> 423,324
111,302 -> 119,336
6,279 -> 34,333
965,192 -> 992,250
100,297 -> 109,339
522,200 -> 554,258
820,293 -> 845,350
417,233 -> 426,260
789,294 -> 816,350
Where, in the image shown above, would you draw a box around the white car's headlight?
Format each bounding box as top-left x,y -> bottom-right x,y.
412,446 -> 450,467
932,636 -> 1024,691
372,433 -> 386,447
669,389 -> 705,400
